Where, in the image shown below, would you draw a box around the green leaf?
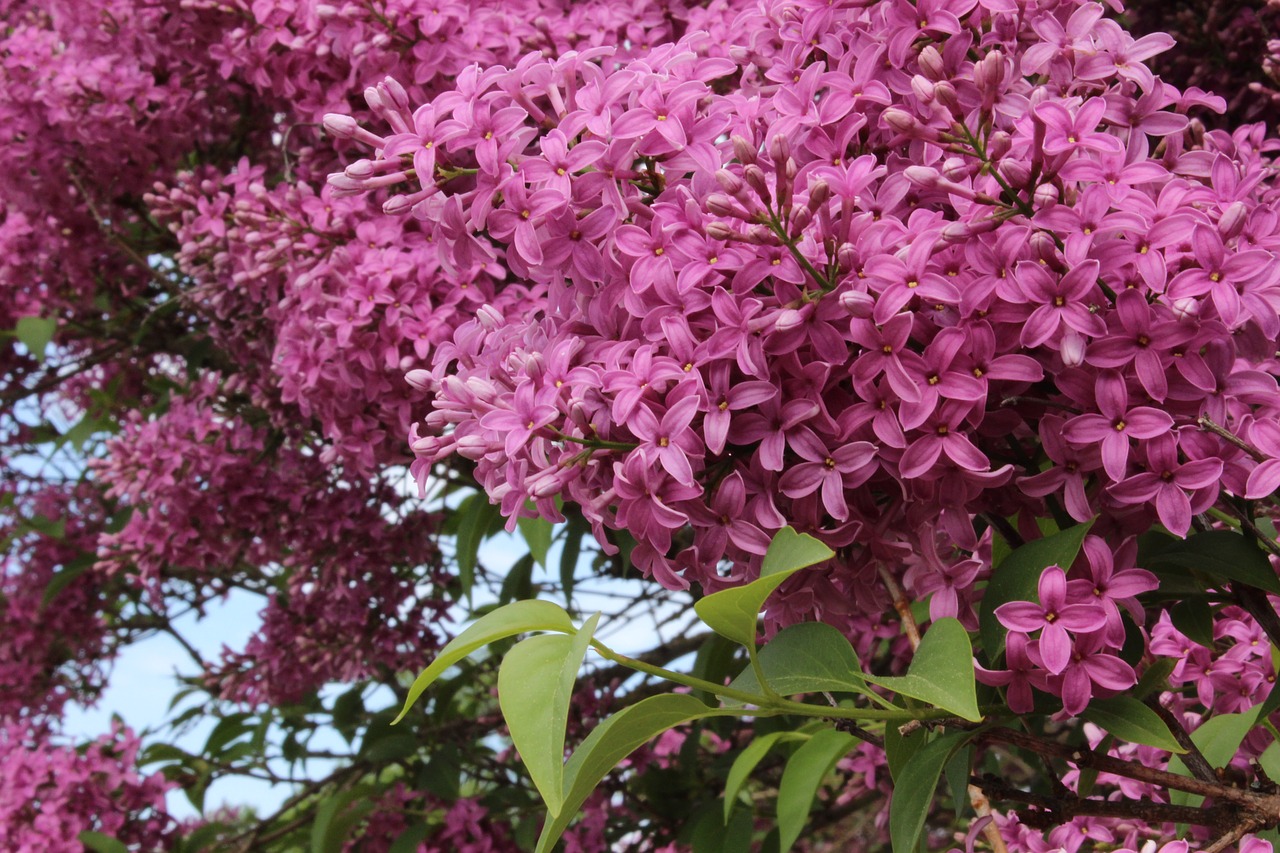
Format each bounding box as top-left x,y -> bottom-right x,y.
863,618 -> 982,722
79,831 -> 128,853
394,600 -> 575,724
979,520 -> 1094,658
1081,696 -> 1186,754
1147,530 -> 1280,595
455,494 -> 503,597
536,694 -> 728,853
16,316 -> 56,363
311,786 -> 376,853
1168,598 -> 1215,647
776,728 -> 858,852
695,528 -> 833,648
388,825 -> 430,853
944,745 -> 974,821
499,613 -> 600,817
691,633 -> 742,707
725,622 -> 868,702
517,515 -> 553,569
723,731 -> 807,821
1167,712 -> 1255,807
499,554 -> 535,605
762,527 -> 836,577
1254,671 -> 1280,727
884,719 -> 926,782
889,731 -> 972,853
560,512 -> 586,603
41,553 -> 95,607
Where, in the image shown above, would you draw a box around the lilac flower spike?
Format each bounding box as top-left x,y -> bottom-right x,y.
995,566 -> 1108,675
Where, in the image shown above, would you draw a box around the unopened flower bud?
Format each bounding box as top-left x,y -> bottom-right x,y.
382,194 -> 415,215
704,221 -> 736,240
882,107 -> 922,137
1218,201 -> 1249,239
455,434 -> 492,460
706,193 -> 739,217
933,81 -> 959,112
1059,331 -> 1086,367
911,75 -> 936,104
405,369 -> 434,391
998,159 -> 1031,186
344,158 -> 376,179
974,50 -> 1005,102
769,134 -> 791,165
1030,232 -> 1059,266
904,166 -> 941,189
715,168 -> 745,196
1170,296 -> 1201,321
839,288 -> 875,318
379,77 -> 410,113
988,131 -> 1013,160
807,178 -> 831,209
941,158 -> 970,182
789,206 -> 813,233
743,164 -> 772,203
323,113 -> 359,139
918,46 -> 946,80
732,135 -> 757,165
1033,183 -> 1059,208
476,303 -> 504,330
774,308 -> 805,333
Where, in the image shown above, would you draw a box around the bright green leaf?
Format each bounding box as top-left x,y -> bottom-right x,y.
723,731 -> 807,821
979,520 -> 1095,658
1147,530 -> 1280,595
394,600 -> 575,724
536,694 -> 729,853
761,527 -> 835,578
776,728 -> 858,852
499,612 -> 599,817
863,618 -> 981,722
725,622 -> 868,702
1081,696 -> 1186,754
79,832 -> 128,853
695,529 -> 832,648
16,316 -> 56,363
889,731 -> 971,853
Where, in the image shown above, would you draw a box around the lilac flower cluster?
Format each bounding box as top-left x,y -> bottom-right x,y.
331,0 -> 1280,630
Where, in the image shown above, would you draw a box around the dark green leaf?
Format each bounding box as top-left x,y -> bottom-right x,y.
388,825 -> 430,853
1147,530 -> 1280,595
499,613 -> 600,817
79,831 -> 128,853
776,728 -> 858,852
499,554 -> 535,605
455,493 -> 503,597
1168,598 -> 1215,647
979,520 -> 1094,658
889,731 -> 971,852
944,745 -> 974,821
311,786 -> 376,853
394,600 -> 575,724
41,554 -> 95,607
1081,696 -> 1186,754
863,618 -> 981,722
884,719 -> 926,783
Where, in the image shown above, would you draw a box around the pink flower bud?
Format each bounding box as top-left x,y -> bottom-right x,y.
768,134 -> 791,165
838,289 -> 875,318
988,131 -> 1013,160
881,107 -> 921,137
731,135 -> 757,165
706,193 -> 739,217
715,169 -> 745,196
918,46 -> 946,80
1033,183 -> 1059,208
911,75 -> 936,104
704,221 -> 736,240
941,158 -> 970,182
1170,296 -> 1201,321
904,166 -> 940,188
344,159 -> 376,179
323,113 -> 359,139
743,164 -> 771,203
807,179 -> 831,209
476,304 -> 504,330
1218,201 -> 1249,239
382,194 -> 415,215
933,81 -> 959,112
998,159 -> 1031,186
774,308 -> 805,333
1059,331 -> 1086,367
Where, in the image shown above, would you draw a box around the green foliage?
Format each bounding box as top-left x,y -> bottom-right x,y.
862,619 -> 981,722
1080,696 -> 1186,754
776,728 -> 859,852
888,731 -> 972,853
